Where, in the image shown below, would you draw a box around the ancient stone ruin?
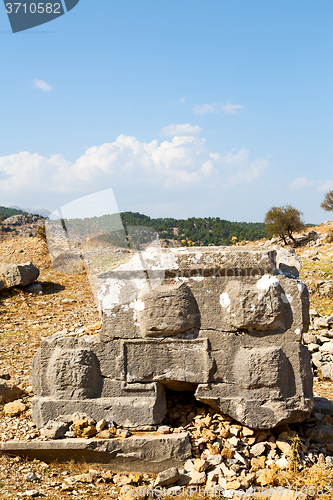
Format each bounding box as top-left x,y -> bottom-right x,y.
32,246 -> 314,430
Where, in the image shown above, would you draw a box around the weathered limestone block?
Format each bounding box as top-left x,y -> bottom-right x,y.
32,246 -> 313,429
1,262 -> 39,288
137,282 -> 200,336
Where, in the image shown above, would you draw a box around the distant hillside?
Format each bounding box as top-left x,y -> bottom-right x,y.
0,206 -> 27,220
120,212 -> 268,246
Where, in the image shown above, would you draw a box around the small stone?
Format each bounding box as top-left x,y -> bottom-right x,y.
0,381 -> 23,403
314,397 -> 333,415
96,419 -> 106,432
157,425 -> 171,434
193,459 -> 208,472
305,424 -> 333,443
117,429 -> 131,438
154,467 -> 180,487
226,480 -> 241,490
114,474 -> 133,487
325,456 -> 333,467
275,456 -> 289,469
18,490 -> 42,498
72,419 -> 97,438
88,469 -> 101,478
201,428 -> 215,441
228,436 -> 239,447
234,451 -> 248,466
314,317 -> 329,330
219,427 -> 231,439
73,473 -> 94,483
250,442 -> 266,456
64,431 -> 76,438
250,456 -> 266,469
206,442 -> 221,455
206,454 -> 222,466
24,473 -> 37,482
188,469 -> 206,485
101,471 -> 113,482
319,343 -> 333,355
183,459 -> 195,472
276,440 -> 291,455
221,448 -> 235,460
61,484 -> 73,492
41,420 -> 68,439
303,333 -> 317,344
242,427 -> 254,437
3,400 -> 26,417
229,427 -> 240,437
96,430 -> 112,439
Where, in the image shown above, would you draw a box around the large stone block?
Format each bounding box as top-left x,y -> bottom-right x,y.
32,246 -> 313,429
1,262 -> 39,288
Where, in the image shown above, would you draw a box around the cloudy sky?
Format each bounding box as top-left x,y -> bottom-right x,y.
1,1 -> 333,223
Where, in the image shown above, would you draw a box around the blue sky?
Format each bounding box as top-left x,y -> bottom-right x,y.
0,0 -> 333,223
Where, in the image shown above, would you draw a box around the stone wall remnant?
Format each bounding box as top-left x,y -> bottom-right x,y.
32,246 -> 313,429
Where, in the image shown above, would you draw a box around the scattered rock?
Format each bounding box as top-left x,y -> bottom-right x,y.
250,442 -> 266,456
24,473 -> 38,482
40,421 -> 68,439
276,440 -> 291,455
0,380 -> 23,403
314,397 -> 333,415
114,473 -> 133,486
1,262 -> 39,288
73,473 -> 94,483
314,317 -> 329,330
188,469 -> 206,485
3,400 -> 26,417
96,419 -> 106,432
71,419 -> 97,438
154,467 -> 180,487
157,425 -> 171,434
321,363 -> 333,381
305,423 -> 333,443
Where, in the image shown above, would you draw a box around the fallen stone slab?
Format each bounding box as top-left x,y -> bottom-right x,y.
0,433 -> 191,473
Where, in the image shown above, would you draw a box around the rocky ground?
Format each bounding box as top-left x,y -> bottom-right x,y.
2,221 -> 333,498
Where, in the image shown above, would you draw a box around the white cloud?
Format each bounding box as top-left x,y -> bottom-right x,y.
0,134 -> 267,212
317,180 -> 333,193
178,97 -> 186,103
160,123 -> 203,137
289,176 -> 315,190
289,176 -> 333,193
221,102 -> 244,115
33,79 -> 53,92
192,102 -> 243,116
192,103 -> 217,116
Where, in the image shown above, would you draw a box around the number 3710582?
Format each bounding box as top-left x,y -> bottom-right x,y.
5,3 -> 61,14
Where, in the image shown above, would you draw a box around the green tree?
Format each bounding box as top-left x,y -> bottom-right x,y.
264,205 -> 305,245
321,190 -> 333,212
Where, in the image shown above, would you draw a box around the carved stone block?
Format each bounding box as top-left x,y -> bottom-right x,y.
32,246 -> 313,429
